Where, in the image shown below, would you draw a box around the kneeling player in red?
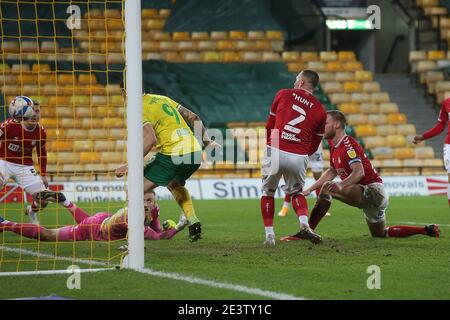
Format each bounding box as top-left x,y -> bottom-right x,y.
0,191 -> 186,241
281,110 -> 439,241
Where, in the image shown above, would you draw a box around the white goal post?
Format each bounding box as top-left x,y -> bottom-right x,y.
125,0 -> 144,270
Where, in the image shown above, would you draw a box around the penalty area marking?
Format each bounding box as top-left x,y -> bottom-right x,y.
0,246 -> 305,300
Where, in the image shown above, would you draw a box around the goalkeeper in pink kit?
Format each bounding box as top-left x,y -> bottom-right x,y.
0,191 -> 186,241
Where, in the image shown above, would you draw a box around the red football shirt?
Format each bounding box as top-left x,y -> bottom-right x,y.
423,98 -> 450,144
0,119 -> 47,174
266,89 -> 327,155
330,135 -> 382,185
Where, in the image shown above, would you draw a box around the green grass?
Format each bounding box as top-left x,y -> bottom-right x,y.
1,197 -> 449,300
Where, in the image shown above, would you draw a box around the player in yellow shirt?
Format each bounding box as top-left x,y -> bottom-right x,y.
116,94 -> 220,242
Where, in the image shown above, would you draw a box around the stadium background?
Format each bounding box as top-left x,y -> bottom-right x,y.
1,0 -> 449,301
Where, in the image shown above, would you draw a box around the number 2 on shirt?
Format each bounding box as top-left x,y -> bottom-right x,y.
284,104 -> 306,134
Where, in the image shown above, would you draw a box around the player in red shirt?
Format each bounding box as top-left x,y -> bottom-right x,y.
261,70 -> 327,245
413,97 -> 450,206
282,110 -> 439,240
0,97 -> 58,224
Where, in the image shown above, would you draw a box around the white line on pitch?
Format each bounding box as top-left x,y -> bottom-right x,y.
0,246 -> 304,300
136,267 -> 304,300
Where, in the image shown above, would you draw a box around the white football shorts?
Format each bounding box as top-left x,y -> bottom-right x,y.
361,182 -> 388,223
309,144 -> 324,173
261,146 -> 308,197
443,144 -> 450,173
0,159 -> 46,194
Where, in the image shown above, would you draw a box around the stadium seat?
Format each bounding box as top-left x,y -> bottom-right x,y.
181,52 -> 203,63
262,52 -> 281,62
203,51 -> 222,63
427,50 -> 446,60
338,51 -> 356,61
115,140 -> 127,151
394,147 -> 415,159
359,103 -> 379,114
351,93 -> 371,103
217,40 -> 237,51
363,82 -> 381,93
265,30 -> 283,40
282,51 -> 300,62
347,114 -> 368,126
229,30 -> 247,40
37,73 -> 56,85
318,72 -> 336,82
377,125 -> 397,136
371,92 -> 390,103
409,50 -> 427,63
322,82 -> 343,94
368,114 -> 388,125
152,31 -> 171,41
78,74 -> 97,85
415,146 -> 435,159
88,129 -> 109,139
74,140 -> 94,152
320,51 -> 338,61
240,51 -> 262,62
255,40 -> 273,51
210,31 -> 228,40
49,141 -> 73,152
379,102 -> 399,114
172,32 -> 190,41
338,102 -> 360,114
386,135 -> 407,148
287,62 -> 306,73
66,128 -> 88,139
355,124 -> 377,136
20,41 -> 38,53
329,93 -> 351,104
301,52 -> 319,62
144,19 -> 166,30
94,140 -> 116,152
388,113 -> 407,124
223,51 -> 241,63
110,129 -> 126,140
191,32 -> 209,40
80,152 -> 101,164
307,61 -> 326,71
32,63 -> 51,73
159,9 -> 171,18
382,159 -> 403,175
247,31 -> 265,40
46,128 -> 65,139
1,41 -> 19,53
56,152 -> 79,164
372,147 -> 395,159
344,61 -> 364,71
40,41 -> 59,53
343,81 -> 363,93
0,63 -> 10,72
402,158 -> 422,174
326,61 -> 344,72
397,124 -> 416,136
363,136 -> 386,149
141,8 -> 158,18
335,72 -> 355,82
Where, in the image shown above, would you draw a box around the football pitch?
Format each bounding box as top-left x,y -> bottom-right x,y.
0,196 -> 449,300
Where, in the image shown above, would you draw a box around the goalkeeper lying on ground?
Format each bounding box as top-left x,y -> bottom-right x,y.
0,191 -> 186,241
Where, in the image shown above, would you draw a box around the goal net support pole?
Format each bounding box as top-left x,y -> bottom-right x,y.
124,0 -> 144,270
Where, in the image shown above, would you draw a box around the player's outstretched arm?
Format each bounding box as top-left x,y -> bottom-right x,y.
303,168 -> 337,195
178,105 -> 219,148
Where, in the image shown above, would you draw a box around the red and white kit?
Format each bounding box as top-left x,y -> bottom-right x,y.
263,88 -> 327,195
330,135 -> 387,223
0,118 -> 47,194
